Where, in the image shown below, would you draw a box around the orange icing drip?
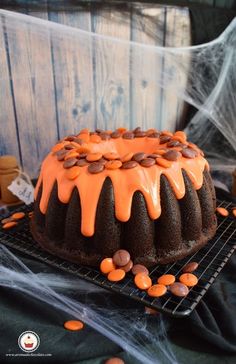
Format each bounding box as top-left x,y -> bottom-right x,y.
34,136 -> 208,237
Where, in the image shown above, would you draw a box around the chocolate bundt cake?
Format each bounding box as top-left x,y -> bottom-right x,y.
31,127 -> 217,267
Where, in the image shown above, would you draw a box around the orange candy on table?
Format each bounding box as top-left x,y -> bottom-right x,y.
232,208 -> 236,217
216,207 -> 229,217
104,357 -> 125,364
2,221 -> 18,229
108,269 -> 126,282
11,212 -> 25,220
157,274 -> 175,286
134,273 -> 152,290
64,320 -> 84,331
65,166 -> 81,180
100,258 -> 116,274
147,284 -> 167,297
179,273 -> 198,287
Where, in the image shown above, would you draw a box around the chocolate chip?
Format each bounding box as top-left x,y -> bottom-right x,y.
148,154 -> 161,159
121,260 -> 133,273
147,132 -> 160,138
160,135 -> 171,144
122,132 -> 134,139
95,129 -> 103,133
56,149 -> 67,161
169,282 -> 189,297
78,153 -> 87,159
167,140 -> 180,147
76,159 -> 89,167
133,127 -> 141,133
88,162 -> 104,174
65,144 -> 76,150
140,158 -> 156,167
181,148 -> 198,159
135,131 -> 146,138
182,262 -> 199,273
113,249 -> 130,267
98,157 -> 107,165
132,152 -> 146,162
132,264 -> 149,275
65,135 -> 75,141
122,161 -> 138,169
100,132 -> 111,141
111,131 -> 121,139
163,150 -> 181,161
63,158 -> 78,168
73,138 -> 84,145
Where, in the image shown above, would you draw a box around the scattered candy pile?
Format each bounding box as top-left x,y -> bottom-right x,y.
1,211 -> 34,229
100,249 -> 200,299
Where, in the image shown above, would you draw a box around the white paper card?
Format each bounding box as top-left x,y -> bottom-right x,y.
8,176 -> 34,205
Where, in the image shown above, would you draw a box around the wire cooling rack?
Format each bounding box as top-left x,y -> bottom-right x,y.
0,200 -> 235,317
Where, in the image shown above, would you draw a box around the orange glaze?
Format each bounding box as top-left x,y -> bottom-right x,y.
35,135 -> 208,237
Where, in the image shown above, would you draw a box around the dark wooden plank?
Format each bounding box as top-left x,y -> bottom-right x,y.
92,8 -> 131,130
0,13 -> 21,162
130,5 -> 165,130
4,5 -> 58,178
48,2 -> 95,136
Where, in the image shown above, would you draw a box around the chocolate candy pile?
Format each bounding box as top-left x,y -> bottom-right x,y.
100,249 -> 200,299
51,127 -> 202,178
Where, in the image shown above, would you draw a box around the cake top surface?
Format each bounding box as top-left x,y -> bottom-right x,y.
35,127 -> 208,237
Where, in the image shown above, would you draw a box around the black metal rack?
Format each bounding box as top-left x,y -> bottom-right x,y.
0,200 -> 235,317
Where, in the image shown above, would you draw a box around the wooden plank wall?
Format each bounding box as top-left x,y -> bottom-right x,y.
0,3 -> 191,178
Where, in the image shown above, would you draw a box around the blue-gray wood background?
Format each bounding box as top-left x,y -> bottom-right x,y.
0,1 -> 234,178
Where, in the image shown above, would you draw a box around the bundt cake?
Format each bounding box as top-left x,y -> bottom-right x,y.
31,127 -> 217,267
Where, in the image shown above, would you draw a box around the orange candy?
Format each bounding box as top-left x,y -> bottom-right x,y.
78,133 -> 90,143
11,212 -> 25,220
232,209 -> 236,217
52,143 -> 65,153
105,160 -> 122,170
64,320 -> 84,331
90,134 -> 102,143
86,153 -> 103,162
216,207 -> 229,217
157,274 -> 175,286
134,273 -> 152,290
104,152 -> 120,160
100,258 -> 116,274
65,166 -> 81,180
105,357 -> 125,364
179,273 -> 198,287
147,284 -> 167,297
76,145 -> 91,154
64,151 -> 79,160
108,269 -> 125,282
117,127 -> 127,133
153,149 -> 167,156
161,130 -> 173,137
172,135 -> 186,144
79,128 -> 89,134
121,152 -> 134,163
174,130 -> 187,142
2,221 -> 18,229
156,158 -> 172,168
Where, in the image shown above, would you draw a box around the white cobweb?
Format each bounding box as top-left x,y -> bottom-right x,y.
0,245 -> 178,364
